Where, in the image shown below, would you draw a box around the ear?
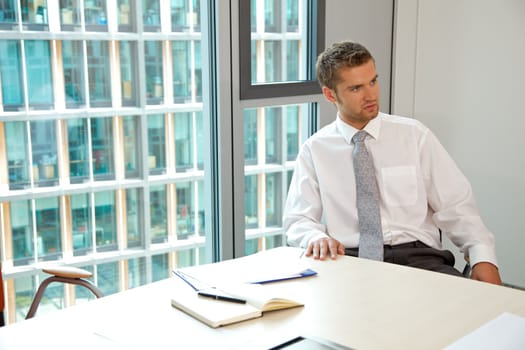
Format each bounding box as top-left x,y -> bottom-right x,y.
322,86 -> 337,103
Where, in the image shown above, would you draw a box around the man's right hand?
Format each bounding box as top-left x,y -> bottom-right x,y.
305,237 -> 345,260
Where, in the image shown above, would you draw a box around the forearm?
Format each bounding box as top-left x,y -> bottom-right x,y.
285,215 -> 328,248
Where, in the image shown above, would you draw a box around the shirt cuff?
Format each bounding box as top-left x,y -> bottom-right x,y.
468,244 -> 499,268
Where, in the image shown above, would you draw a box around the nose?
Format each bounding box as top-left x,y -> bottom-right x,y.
364,86 -> 376,101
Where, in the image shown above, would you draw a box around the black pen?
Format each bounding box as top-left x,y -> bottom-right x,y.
198,291 -> 247,304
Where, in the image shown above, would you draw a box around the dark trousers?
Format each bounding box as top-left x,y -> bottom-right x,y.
345,241 -> 464,277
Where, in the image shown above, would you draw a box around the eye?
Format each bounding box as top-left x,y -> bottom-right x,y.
350,86 -> 360,92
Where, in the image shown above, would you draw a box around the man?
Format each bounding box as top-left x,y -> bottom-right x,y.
283,41 -> 502,285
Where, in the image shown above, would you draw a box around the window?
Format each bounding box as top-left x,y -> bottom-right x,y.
11,200 -> 34,266
86,41 -> 111,106
6,121 -> 29,190
59,0 -> 81,29
25,41 -> 53,109
243,103 -> 313,254
147,114 -> 167,175
21,0 -> 48,29
144,41 -> 164,103
31,120 -> 58,187
119,41 -> 138,106
0,0 -> 324,326
239,0 -> 325,99
62,40 -> 87,108
91,118 -> 115,180
72,193 -> 93,255
0,40 -> 24,110
67,118 -> 90,182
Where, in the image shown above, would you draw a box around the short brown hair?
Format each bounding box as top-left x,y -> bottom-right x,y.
315,41 -> 374,90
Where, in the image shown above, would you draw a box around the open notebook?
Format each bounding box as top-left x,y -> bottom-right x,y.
171,280 -> 304,328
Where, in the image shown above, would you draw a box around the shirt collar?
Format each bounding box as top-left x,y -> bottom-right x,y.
336,112 -> 382,144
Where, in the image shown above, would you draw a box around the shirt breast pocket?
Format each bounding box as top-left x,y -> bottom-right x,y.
381,166 -> 418,207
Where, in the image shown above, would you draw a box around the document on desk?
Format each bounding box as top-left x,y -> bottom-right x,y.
444,312 -> 525,350
171,280 -> 304,328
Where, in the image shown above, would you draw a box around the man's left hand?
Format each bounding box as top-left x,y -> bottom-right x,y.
471,262 -> 502,285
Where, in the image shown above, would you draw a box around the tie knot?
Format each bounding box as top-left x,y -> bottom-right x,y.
352,130 -> 368,144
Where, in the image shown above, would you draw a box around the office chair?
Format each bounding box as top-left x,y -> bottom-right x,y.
0,264 -> 103,325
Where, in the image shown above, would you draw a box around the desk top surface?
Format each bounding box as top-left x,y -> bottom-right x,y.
1,247 -> 524,350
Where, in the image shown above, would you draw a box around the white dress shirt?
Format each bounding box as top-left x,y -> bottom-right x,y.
284,112 -> 498,268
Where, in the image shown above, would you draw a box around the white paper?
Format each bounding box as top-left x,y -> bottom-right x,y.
444,312 -> 525,350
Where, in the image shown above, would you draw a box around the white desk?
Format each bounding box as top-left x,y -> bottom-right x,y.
1,247 -> 524,349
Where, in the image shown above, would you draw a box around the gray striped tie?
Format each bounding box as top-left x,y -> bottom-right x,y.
352,131 -> 384,261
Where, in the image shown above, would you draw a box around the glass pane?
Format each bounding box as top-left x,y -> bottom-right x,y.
286,105 -> 301,160
243,103 -> 312,255
171,0 -> 189,31
144,41 -> 163,103
86,41 -> 111,106
196,111 -> 204,170
126,188 -> 142,248
177,249 -> 196,268
151,253 -> 169,282
84,0 -> 107,30
117,0 -> 132,31
197,180 -> 205,235
150,185 -> 167,243
128,257 -> 147,288
264,0 -> 280,33
247,0 -> 316,85
59,0 -> 81,29
62,40 -> 86,107
11,200 -> 34,266
192,0 -> 200,31
172,41 -> 191,103
96,261 -> 119,296
94,191 -> 117,251
123,116 -> 139,178
286,0 -> 299,32
91,117 -> 115,180
244,174 -> 259,229
0,40 -> 24,110
72,193 -> 93,256
21,0 -> 48,27
25,40 -> 53,108
265,172 -> 282,226
6,121 -> 30,190
244,109 -> 258,165
286,40 -> 300,81
176,181 -> 194,239
147,114 -> 166,175
143,0 -> 160,30
174,112 -> 193,171
14,275 -> 36,322
68,118 -> 90,183
31,120 -> 58,187
120,41 -> 137,106
265,107 -> 282,164
0,0 -> 18,27
35,197 -> 61,261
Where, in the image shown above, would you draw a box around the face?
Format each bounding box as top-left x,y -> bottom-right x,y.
322,59 -> 380,130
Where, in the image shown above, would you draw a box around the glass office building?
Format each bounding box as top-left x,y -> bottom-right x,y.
0,0 -> 319,324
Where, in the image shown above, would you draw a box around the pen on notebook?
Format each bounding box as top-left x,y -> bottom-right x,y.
197,291 -> 247,304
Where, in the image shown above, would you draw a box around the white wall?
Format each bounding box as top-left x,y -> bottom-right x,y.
393,0 -> 525,287
320,0 -> 394,127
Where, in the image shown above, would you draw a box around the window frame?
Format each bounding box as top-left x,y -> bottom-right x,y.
238,0 -> 325,100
